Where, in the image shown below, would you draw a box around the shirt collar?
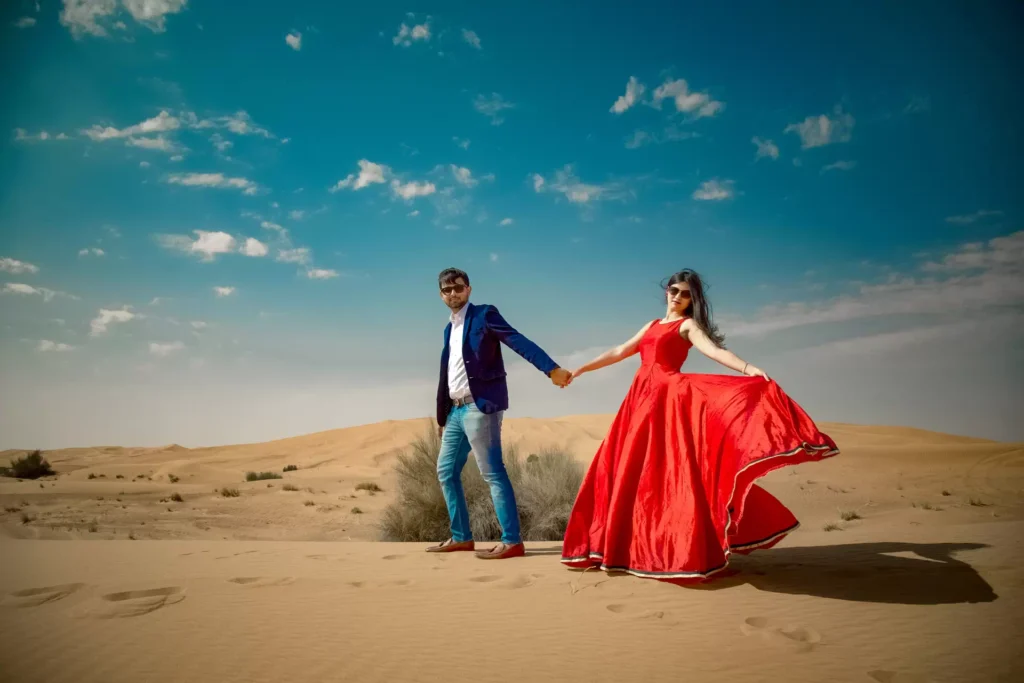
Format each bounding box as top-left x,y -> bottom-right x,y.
449,302 -> 469,324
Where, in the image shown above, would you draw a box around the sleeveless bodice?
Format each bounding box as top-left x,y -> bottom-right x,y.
638,318 -> 691,371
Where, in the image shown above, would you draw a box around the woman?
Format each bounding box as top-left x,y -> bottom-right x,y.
560,268 -> 839,582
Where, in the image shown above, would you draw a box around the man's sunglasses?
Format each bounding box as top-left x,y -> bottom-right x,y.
441,284 -> 467,295
667,286 -> 692,299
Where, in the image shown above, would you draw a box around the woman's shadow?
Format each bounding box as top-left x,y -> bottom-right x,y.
688,541 -> 997,604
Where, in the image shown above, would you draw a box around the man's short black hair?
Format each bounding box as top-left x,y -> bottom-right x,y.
438,267 -> 469,289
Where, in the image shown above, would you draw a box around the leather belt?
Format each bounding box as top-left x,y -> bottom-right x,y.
451,395 -> 473,407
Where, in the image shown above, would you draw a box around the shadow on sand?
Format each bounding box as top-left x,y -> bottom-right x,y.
557,541 -> 997,605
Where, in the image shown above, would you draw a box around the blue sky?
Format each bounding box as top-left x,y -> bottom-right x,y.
2,0 -> 1022,448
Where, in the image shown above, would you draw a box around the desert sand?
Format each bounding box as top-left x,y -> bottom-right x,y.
2,415 -> 1022,683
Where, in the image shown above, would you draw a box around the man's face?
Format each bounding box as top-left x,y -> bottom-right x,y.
439,277 -> 470,311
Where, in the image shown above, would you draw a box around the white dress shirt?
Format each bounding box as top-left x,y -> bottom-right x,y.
447,304 -> 471,400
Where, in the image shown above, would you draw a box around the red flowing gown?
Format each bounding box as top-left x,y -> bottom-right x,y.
561,317 -> 839,582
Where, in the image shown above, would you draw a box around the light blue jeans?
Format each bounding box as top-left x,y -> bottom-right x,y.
437,402 -> 522,545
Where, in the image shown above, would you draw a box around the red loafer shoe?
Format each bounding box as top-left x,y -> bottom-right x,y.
426,538 -> 475,553
475,542 -> 525,559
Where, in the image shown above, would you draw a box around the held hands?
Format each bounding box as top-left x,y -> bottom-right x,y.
549,367 -> 572,388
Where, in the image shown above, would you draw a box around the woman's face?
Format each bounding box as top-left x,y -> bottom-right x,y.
666,282 -> 692,314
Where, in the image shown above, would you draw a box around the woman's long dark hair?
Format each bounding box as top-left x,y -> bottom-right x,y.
662,268 -> 726,348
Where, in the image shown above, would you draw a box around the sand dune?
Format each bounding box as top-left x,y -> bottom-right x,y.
2,416 -> 1023,682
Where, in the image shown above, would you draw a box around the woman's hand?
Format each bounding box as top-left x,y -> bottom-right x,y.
743,364 -> 770,381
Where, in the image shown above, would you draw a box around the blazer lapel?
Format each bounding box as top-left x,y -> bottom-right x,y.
461,303 -> 473,352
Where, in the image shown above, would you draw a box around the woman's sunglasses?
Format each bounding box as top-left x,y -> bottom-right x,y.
667,286 -> 692,299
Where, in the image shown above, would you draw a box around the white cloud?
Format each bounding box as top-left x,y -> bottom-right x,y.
408,210 -> 420,218
181,110 -> 274,139
276,248 -> 311,265
945,210 -> 1003,225
490,253 -> 498,262
190,321 -> 207,330
305,268 -> 339,280
14,129 -> 71,142
462,29 -> 481,49
784,106 -> 855,149
692,178 -> 735,201
260,221 -> 288,238
0,258 -> 39,275
474,93 -> 514,125
286,31 -> 302,50
156,230 -> 243,261
393,21 -> 430,47
500,218 -> 513,226
651,78 -> 723,118
61,0 -> 188,38
624,126 -> 698,149
209,133 -> 232,153
239,237 -> 268,257
213,286 -> 235,297
450,165 -> 477,187
610,76 -> 645,114
78,247 -> 105,257
90,307 -> 136,336
821,160 -> 857,173
727,230 -> 1024,337
139,161 -> 150,168
15,17 -> 37,28
2,283 -> 76,302
330,159 -> 390,192
752,136 -> 780,160
82,110 -> 180,141
165,172 -> 259,195
391,179 -> 436,200
37,340 -> 74,352
59,0 -> 118,38
149,341 -> 184,357
453,137 -> 470,150
534,165 -> 628,204
288,210 -> 305,221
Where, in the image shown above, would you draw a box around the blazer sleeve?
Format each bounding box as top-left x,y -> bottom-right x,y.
483,305 -> 559,376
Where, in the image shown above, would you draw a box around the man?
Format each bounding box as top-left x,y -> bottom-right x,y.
428,267 -> 572,560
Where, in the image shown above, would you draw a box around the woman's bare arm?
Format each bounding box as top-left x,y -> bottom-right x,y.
682,319 -> 769,379
570,321 -> 655,378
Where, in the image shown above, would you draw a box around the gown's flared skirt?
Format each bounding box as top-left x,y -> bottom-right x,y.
561,370 -> 839,582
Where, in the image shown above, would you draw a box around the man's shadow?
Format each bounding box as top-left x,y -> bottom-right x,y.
556,542 -> 997,605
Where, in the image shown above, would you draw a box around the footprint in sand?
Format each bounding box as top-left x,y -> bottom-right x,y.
3,583 -> 87,608
469,574 -> 541,589
382,554 -> 403,560
867,671 -> 936,683
379,579 -> 413,587
216,550 -> 259,560
741,616 -> 822,652
604,603 -> 671,622
469,575 -> 502,583
78,587 -> 185,619
227,577 -> 295,588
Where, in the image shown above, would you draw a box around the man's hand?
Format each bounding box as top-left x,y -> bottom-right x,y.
549,367 -> 572,388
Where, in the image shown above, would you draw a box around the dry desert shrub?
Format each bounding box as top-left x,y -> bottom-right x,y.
379,426 -> 583,542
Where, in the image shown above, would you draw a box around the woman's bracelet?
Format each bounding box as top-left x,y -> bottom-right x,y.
742,362 -> 748,375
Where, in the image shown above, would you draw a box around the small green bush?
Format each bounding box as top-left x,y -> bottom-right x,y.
245,471 -> 282,482
0,451 -> 55,480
